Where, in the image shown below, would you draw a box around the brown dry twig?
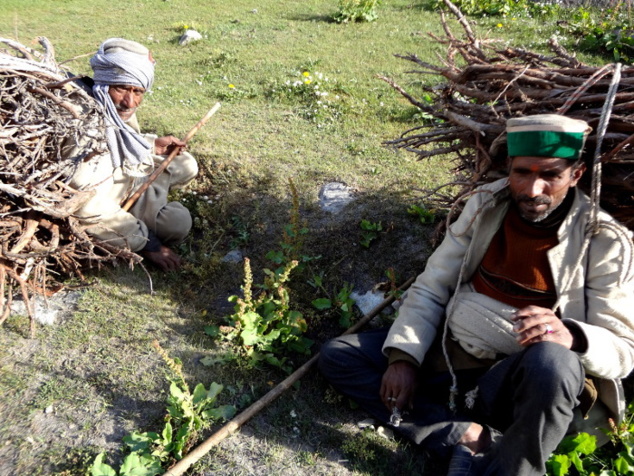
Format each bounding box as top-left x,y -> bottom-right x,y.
0,37 -> 142,335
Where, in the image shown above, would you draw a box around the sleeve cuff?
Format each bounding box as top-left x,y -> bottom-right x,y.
563,320 -> 589,354
387,348 -> 420,367
142,229 -> 162,253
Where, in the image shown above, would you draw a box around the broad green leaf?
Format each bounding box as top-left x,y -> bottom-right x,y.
192,383 -> 207,405
240,327 -> 261,346
162,421 -> 173,444
203,404 -> 237,421
90,453 -> 118,476
169,382 -> 185,402
558,432 -> 596,455
312,298 -> 332,310
123,431 -> 156,452
614,455 -> 634,474
172,425 -> 191,459
547,454 -> 570,476
136,453 -> 162,475
207,381 -> 224,401
119,452 -> 158,476
569,450 -> 584,472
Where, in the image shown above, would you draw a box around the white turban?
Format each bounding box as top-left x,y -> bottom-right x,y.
90,38 -> 155,90
90,38 -> 156,171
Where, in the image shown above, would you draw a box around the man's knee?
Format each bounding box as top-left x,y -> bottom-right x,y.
154,202 -> 192,245
517,342 -> 584,397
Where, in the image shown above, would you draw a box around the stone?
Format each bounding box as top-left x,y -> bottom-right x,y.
179,30 -> 203,46
221,250 -> 243,263
351,289 -> 393,316
318,182 -> 354,214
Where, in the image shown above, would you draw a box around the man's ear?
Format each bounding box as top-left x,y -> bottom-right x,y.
570,162 -> 586,187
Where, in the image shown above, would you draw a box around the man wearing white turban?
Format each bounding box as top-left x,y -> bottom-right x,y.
67,38 -> 198,272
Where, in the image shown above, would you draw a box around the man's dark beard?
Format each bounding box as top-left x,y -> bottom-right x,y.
516,195 -> 553,222
514,189 -> 575,227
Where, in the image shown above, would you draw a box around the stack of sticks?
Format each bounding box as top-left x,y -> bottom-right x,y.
381,0 -> 634,232
0,37 -> 140,334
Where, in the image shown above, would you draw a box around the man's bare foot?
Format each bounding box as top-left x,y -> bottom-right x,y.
457,423 -> 492,455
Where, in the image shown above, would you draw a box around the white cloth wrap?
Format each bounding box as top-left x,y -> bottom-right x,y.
90,38 -> 155,170
447,285 -> 524,359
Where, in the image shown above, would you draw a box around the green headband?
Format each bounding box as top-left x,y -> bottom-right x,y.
506,114 -> 591,160
507,130 -> 587,160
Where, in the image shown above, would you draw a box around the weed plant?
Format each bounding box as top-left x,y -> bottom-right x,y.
216,258 -> 313,373
90,342 -> 235,476
334,0 -> 382,23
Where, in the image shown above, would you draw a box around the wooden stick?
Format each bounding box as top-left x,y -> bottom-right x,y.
161,276 -> 416,476
121,103 -> 221,212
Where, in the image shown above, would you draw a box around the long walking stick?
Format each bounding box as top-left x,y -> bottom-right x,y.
122,102 -> 221,212
162,276 -> 415,476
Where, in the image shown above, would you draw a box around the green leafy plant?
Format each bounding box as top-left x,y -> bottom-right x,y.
334,0 -> 381,23
220,258 -> 313,373
266,179 -> 319,270
359,219 -> 382,248
562,6 -> 634,62
429,0 -> 559,18
90,341 -> 235,476
311,278 -> 357,328
546,408 -> 634,475
408,204 -> 437,225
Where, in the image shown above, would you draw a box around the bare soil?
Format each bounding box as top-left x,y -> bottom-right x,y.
0,183 -> 439,476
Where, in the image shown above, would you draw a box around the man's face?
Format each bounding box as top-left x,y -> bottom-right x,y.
107,84 -> 146,122
508,156 -> 585,222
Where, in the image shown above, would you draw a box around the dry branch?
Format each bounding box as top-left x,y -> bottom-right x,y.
1,38 -> 142,334
382,1 -> 634,232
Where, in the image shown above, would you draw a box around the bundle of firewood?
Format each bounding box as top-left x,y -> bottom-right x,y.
381,0 -> 634,231
0,38 -> 140,334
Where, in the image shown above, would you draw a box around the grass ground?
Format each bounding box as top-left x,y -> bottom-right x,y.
0,1 -> 609,475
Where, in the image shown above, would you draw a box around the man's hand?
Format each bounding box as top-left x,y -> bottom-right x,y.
154,135 -> 186,156
511,305 -> 574,349
380,360 -> 417,412
141,245 -> 182,272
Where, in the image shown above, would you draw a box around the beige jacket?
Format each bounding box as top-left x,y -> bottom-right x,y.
384,178 -> 634,420
67,115 -> 197,252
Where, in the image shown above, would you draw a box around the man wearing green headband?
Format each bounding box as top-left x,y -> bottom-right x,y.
320,114 -> 634,475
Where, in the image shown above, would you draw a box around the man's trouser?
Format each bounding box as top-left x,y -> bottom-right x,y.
318,327 -> 585,476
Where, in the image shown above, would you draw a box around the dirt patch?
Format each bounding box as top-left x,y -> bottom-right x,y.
0,183 -> 437,475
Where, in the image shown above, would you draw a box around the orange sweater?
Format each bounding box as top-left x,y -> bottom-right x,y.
472,205 -> 559,309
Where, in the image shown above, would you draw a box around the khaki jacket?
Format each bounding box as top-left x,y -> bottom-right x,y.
383,178 -> 634,420
67,115 -> 197,251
